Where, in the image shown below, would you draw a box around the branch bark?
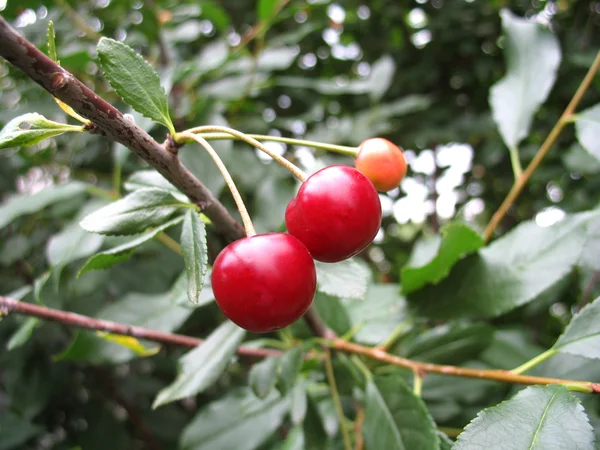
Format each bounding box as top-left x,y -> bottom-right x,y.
0,296 -> 280,358
2,296 -> 599,393
0,15 -> 243,242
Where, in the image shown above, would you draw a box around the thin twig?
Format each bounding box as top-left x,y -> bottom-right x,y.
324,349 -> 353,450
2,296 -> 599,393
0,296 -> 280,358
483,50 -> 600,242
354,403 -> 365,450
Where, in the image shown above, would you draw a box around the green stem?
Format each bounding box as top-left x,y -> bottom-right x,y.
378,320 -> 412,350
510,348 -> 557,375
324,349 -> 353,450
197,132 -> 360,157
180,133 -> 256,237
179,126 -> 309,182
508,145 -> 523,179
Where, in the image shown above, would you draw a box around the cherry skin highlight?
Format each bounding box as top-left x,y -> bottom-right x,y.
355,138 -> 407,192
285,165 -> 382,263
211,233 -> 316,333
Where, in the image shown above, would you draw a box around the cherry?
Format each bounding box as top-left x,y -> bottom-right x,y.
211,233 -> 316,333
285,165 -> 382,263
355,138 -> 407,192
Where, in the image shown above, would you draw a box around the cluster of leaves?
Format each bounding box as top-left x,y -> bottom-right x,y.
0,1 -> 600,449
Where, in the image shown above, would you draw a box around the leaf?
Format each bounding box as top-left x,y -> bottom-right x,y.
47,220 -> 105,267
553,296 -> 600,359
453,385 -> 595,450
277,347 -> 303,394
281,425 -> 305,450
0,113 -> 83,149
78,216 -> 183,275
80,188 -> 185,235
0,182 -> 87,230
0,412 -> 43,450
315,258 -> 370,300
258,0 -> 278,21
249,356 -> 280,399
153,321 -> 246,408
7,318 -> 39,351
124,170 -> 186,199
180,388 -> 288,450
97,38 -> 175,134
47,21 -> 57,62
489,9 -> 561,151
290,379 -> 307,424
575,103 -> 600,161
401,222 -> 483,294
169,270 -> 215,309
402,322 -> 494,365
181,210 -> 208,305
562,143 -> 600,175
313,293 -> 352,336
410,211 -> 600,319
96,332 -> 160,357
342,283 -> 409,345
363,376 -> 439,450
368,55 -> 396,102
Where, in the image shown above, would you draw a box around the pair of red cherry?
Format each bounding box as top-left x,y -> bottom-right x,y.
211,138 -> 406,333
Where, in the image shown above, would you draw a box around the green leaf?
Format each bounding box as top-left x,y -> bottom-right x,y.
315,258 -> 370,300
313,293 -> 352,336
258,0 -> 278,21
153,321 -> 246,408
410,211 -> 600,319
0,412 -> 43,450
368,55 -> 395,102
180,388 -> 288,450
47,202 -> 107,266
489,9 -> 561,151
290,379 -> 307,425
249,356 -> 280,399
402,222 -> 483,294
402,322 -> 494,365
553,296 -> 600,359
6,318 -> 39,351
277,347 -> 303,394
342,283 -> 409,345
364,376 -> 439,450
562,143 -> 600,175
575,103 -> 600,161
169,270 -> 215,308
0,182 -> 87,229
438,431 -> 454,450
181,210 -> 208,305
453,385 -> 595,450
80,188 -> 186,235
78,216 -> 183,275
47,21 -> 57,62
0,113 -> 83,149
97,38 -> 175,134
281,425 -> 305,450
124,170 -> 186,199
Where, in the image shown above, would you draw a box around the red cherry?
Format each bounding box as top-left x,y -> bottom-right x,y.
211,233 -> 316,333
355,138 -> 407,192
285,165 -> 382,263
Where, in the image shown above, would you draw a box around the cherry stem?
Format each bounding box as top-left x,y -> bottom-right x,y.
180,126 -> 310,181
196,132 -> 359,158
180,133 -> 257,237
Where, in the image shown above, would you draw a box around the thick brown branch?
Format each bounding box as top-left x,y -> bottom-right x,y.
0,296 -> 280,358
0,16 -> 243,242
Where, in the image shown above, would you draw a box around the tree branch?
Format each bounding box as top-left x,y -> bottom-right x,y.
0,296 -> 280,358
0,15 -> 243,242
2,296 -> 598,393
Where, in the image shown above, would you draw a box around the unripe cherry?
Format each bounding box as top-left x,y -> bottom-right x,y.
355,138 -> 407,192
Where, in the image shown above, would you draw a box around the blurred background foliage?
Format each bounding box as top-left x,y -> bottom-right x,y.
0,0 -> 599,449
